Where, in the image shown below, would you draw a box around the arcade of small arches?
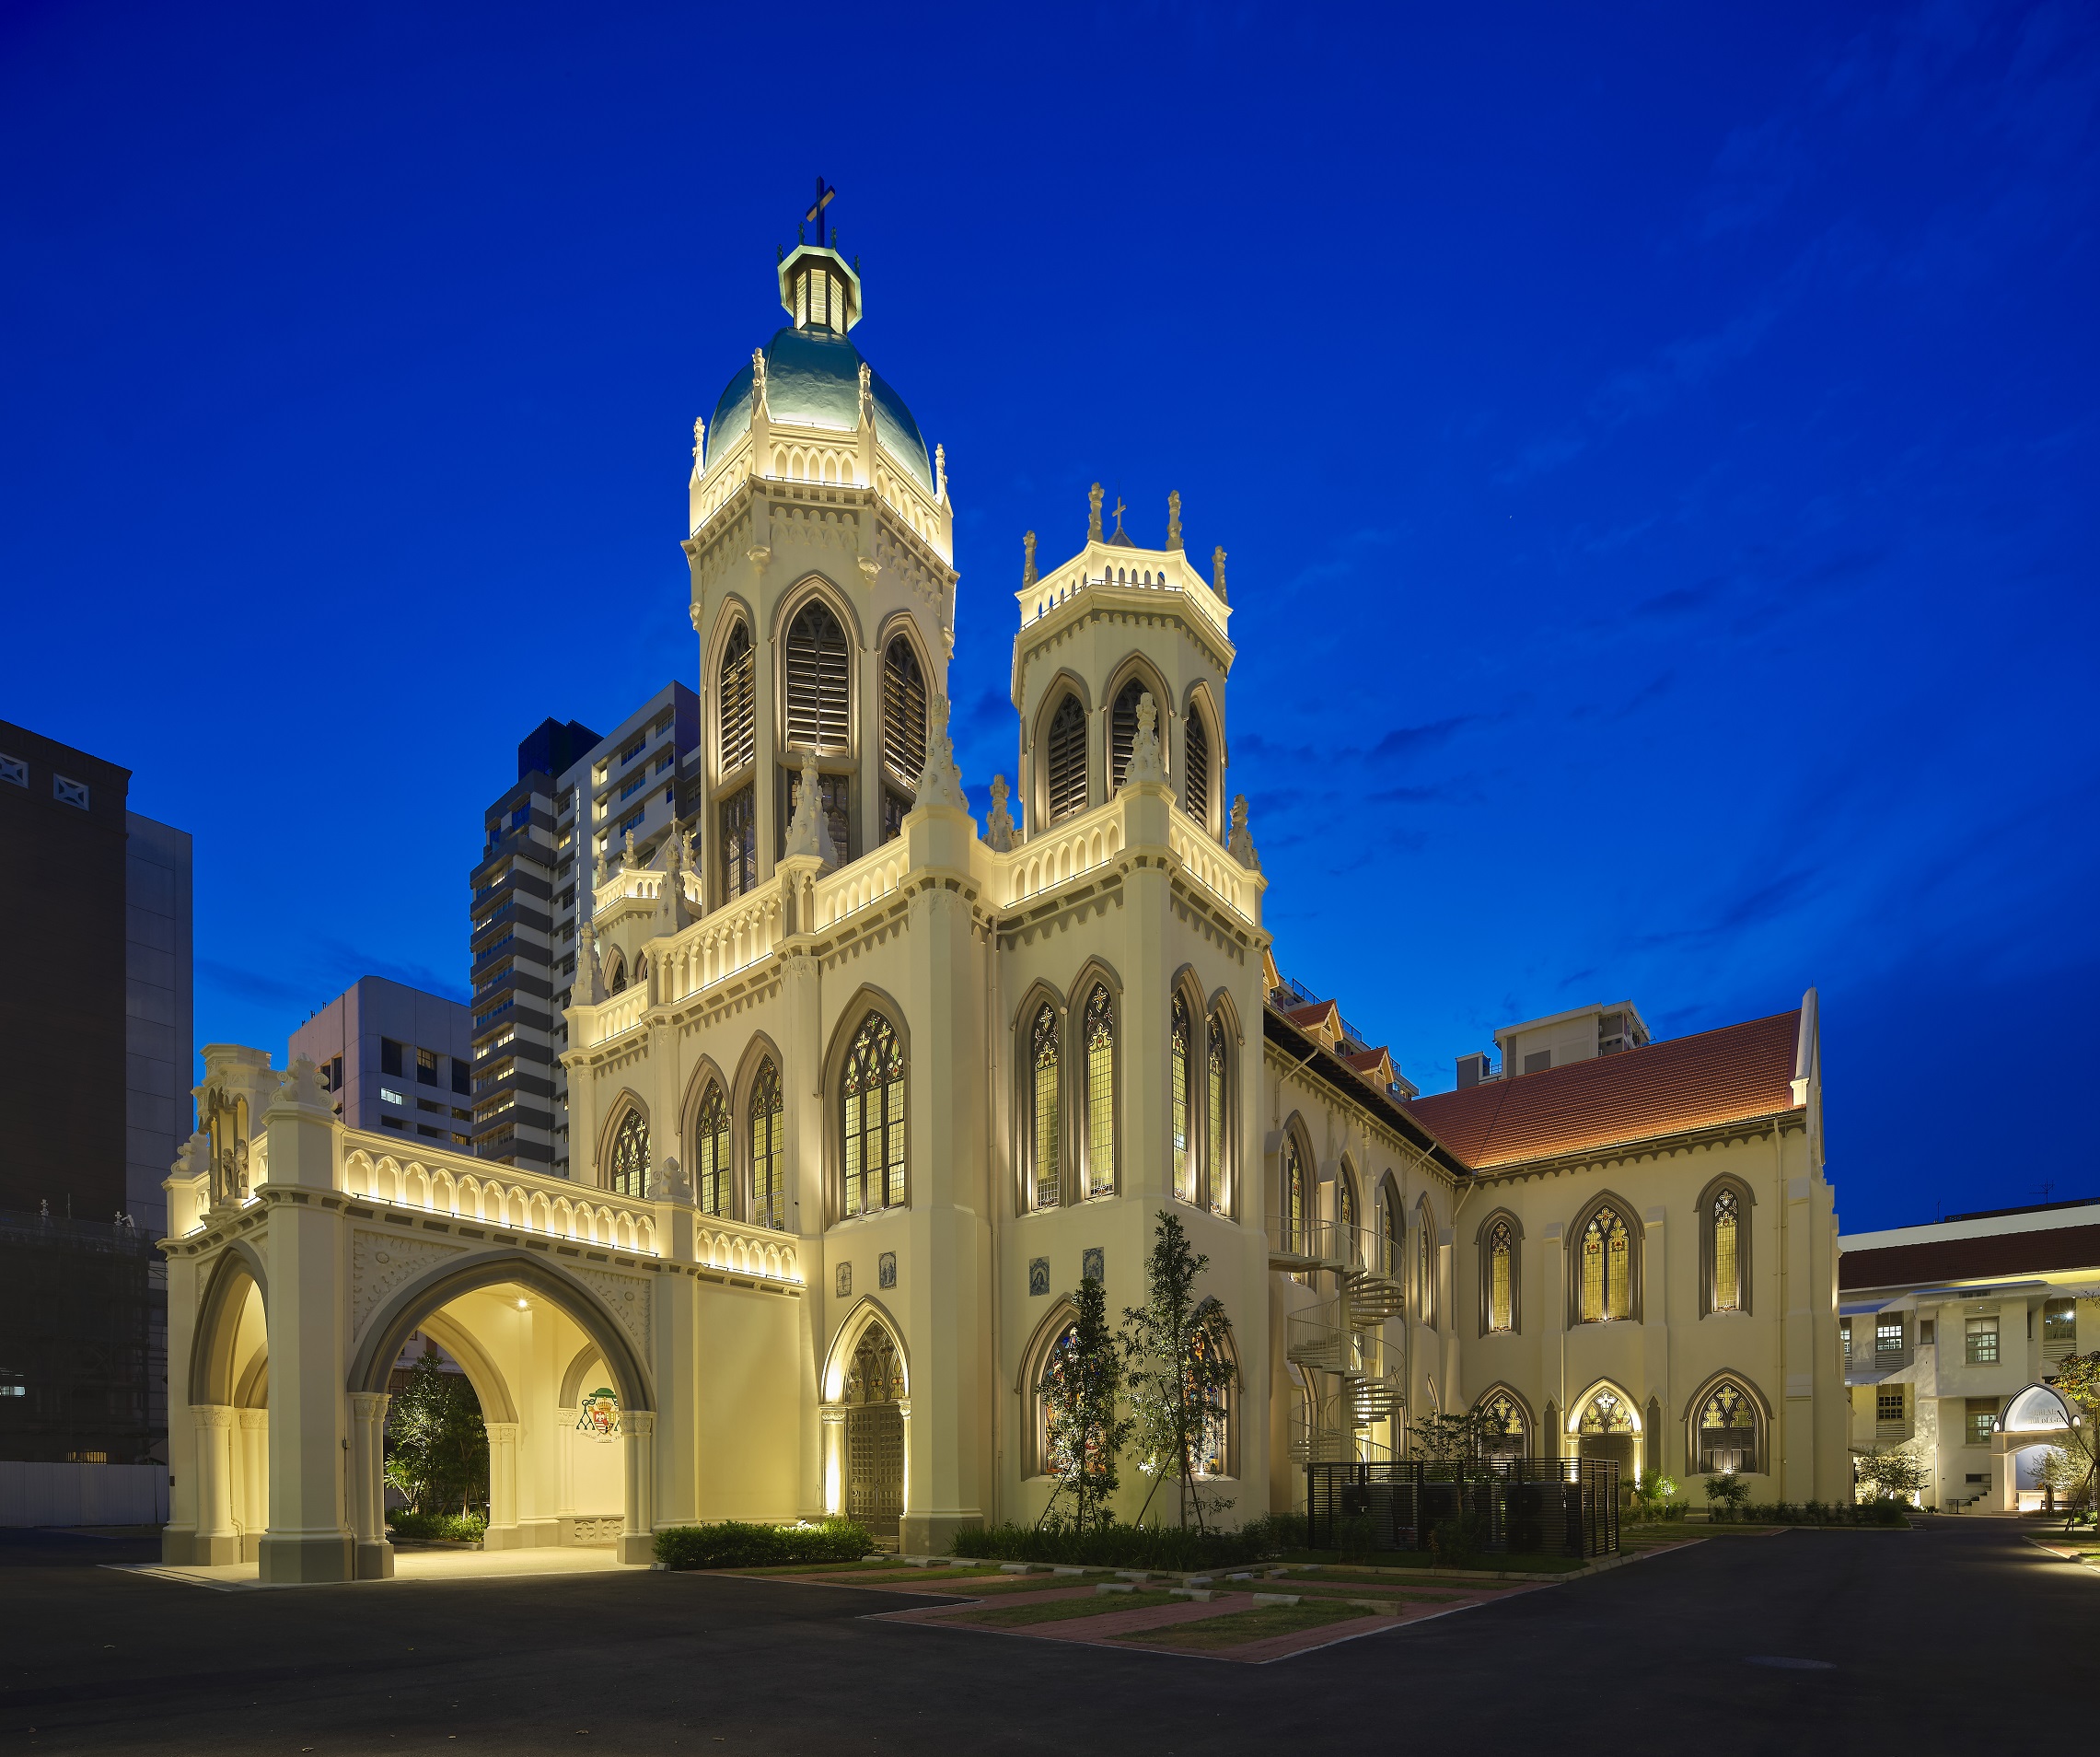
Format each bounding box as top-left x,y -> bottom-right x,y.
703,584 -> 934,901
1456,1373 -> 1772,1479
1035,669 -> 1222,838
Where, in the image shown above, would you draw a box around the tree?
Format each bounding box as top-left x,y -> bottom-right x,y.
1038,1274 -> 1131,1534
2048,1350 -> 2100,1510
1405,1408 -> 1496,1481
1854,1442 -> 1930,1504
383,1347 -> 490,1518
1122,1210 -> 1237,1531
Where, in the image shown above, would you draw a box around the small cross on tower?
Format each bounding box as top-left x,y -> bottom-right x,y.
806,176 -> 836,245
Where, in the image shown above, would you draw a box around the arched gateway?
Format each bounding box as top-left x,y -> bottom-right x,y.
161,1053 -> 806,1580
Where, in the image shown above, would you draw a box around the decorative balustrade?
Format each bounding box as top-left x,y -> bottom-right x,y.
342,1137 -> 662,1257
588,985 -> 649,1044
1000,809 -> 1124,908
656,886 -> 784,1007
1019,557 -> 1228,637
812,846 -> 907,929
337,1134 -> 806,1286
1167,809 -> 1245,914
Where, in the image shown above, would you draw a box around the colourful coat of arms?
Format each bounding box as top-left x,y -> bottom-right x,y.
575,1387 -> 621,1440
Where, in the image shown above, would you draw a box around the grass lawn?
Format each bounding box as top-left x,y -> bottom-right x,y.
953,1589 -> 1186,1628
1116,1600 -> 1375,1650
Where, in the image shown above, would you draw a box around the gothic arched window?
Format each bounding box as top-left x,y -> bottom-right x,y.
880,636 -> 926,785
841,1014 -> 906,1218
1183,704 -> 1210,827
1036,1320 -> 1081,1477
1379,1179 -> 1402,1279
1711,1188 -> 1743,1313
608,1110 -> 648,1198
692,1081 -> 729,1217
1579,1389 -> 1634,1436
784,599 -> 850,753
1045,693 -> 1087,823
1337,1171 -> 1359,1260
1579,1206 -> 1634,1323
1109,678 -> 1147,792
1698,1381 -> 1760,1475
1170,995 -> 1194,1205
1029,1002 -> 1061,1210
1204,1012 -> 1229,1216
1416,1201 -> 1438,1328
1478,1390 -> 1527,1456
1083,985 -> 1116,1199
1282,1134 -> 1307,1256
749,1061 -> 785,1229
607,951 -> 627,995
718,622 -> 756,774
1485,1219 -> 1515,1333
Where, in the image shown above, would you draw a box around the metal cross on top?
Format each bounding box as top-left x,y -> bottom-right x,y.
806,176 -> 836,243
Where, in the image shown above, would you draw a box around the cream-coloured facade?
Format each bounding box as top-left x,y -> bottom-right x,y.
1838,1202 -> 2098,1512
157,240 -> 1848,1583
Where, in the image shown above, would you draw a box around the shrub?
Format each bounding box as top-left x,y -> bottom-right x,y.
653,1519 -> 874,1570
1429,1511 -> 1488,1566
387,1508 -> 488,1542
947,1519 -> 1275,1571
1704,1473 -> 1751,1521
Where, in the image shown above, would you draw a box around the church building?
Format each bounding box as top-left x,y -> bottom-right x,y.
157,230 -> 1848,1581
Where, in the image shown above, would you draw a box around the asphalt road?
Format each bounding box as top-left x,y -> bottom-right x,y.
2,1519 -> 2085,1753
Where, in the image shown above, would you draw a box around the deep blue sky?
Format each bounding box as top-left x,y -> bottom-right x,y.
5,1 -> 2094,1230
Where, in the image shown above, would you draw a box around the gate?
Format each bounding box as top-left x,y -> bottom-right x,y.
844,1404 -> 903,1538
1305,1458 -> 1619,1558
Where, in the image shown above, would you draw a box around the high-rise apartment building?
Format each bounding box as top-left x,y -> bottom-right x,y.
289,977 -> 475,1148
469,685 -> 701,1171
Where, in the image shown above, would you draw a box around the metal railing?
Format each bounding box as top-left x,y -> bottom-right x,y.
1305,1458 -> 1620,1558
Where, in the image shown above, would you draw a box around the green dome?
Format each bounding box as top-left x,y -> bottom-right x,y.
709,326 -> 934,499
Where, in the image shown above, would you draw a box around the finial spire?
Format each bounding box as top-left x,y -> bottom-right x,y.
1021,530 -> 1038,588
1212,545 -> 1228,602
1166,491 -> 1183,551
1087,483 -> 1104,541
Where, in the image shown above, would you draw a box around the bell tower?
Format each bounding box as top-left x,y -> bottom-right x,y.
1009,487 -> 1234,843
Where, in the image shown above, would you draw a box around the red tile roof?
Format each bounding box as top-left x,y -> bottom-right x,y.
1342,1047 -> 1391,1079
1403,1010 -> 1802,1171
1839,1225 -> 2100,1291
1282,1000 -> 1340,1035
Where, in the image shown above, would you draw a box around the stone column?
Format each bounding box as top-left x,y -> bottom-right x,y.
258,1063 -> 354,1584
484,1421 -> 522,1551
238,1407 -> 271,1562
348,1393 -> 393,1579
555,1407 -> 577,1542
819,1403 -> 848,1518
620,1409 -> 658,1565
189,1404 -> 239,1565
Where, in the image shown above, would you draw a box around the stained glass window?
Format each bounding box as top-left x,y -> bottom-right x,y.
1038,1321 -> 1081,1476
1417,1204 -> 1436,1326
609,1110 -> 648,1197
1487,1220 -> 1514,1332
1579,1207 -> 1632,1322
1204,1014 -> 1229,1216
693,1081 -> 729,1217
841,1014 -> 906,1218
1579,1390 -> 1633,1433
1084,986 -> 1115,1199
1170,995 -> 1193,1204
749,1061 -> 785,1229
1711,1188 -> 1741,1311
1479,1390 -> 1526,1455
1030,1003 -> 1061,1209
1698,1381 -> 1758,1473
1282,1136 -> 1306,1254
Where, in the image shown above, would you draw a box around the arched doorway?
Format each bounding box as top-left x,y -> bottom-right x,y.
841,1325 -> 905,1542
1572,1385 -> 1641,1486
347,1250 -> 657,1574
174,1246 -> 271,1566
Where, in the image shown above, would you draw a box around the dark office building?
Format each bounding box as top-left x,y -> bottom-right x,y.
0,720 -> 191,1465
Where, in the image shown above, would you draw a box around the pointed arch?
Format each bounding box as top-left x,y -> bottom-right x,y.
559,1340 -> 607,1410
596,1089 -> 651,1196
1474,1207 -> 1524,1336
188,1242 -> 269,1407
1472,1382 -> 1534,1458
1681,1370 -> 1770,1476
1040,688 -> 1090,825
1278,1112 -> 1315,1257
412,1308 -> 520,1425
1568,1189 -> 1643,1325
1202,995 -> 1236,1217
349,1250 -> 655,1413
1107,662 -> 1167,794
1696,1171 -> 1757,1318
828,988 -> 910,1223
1376,1174 -> 1404,1280
1414,1194 -> 1439,1329
821,1295 -> 911,1402
714,609 -> 758,779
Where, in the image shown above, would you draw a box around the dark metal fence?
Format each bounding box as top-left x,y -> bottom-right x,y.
1305,1458 -> 1619,1558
